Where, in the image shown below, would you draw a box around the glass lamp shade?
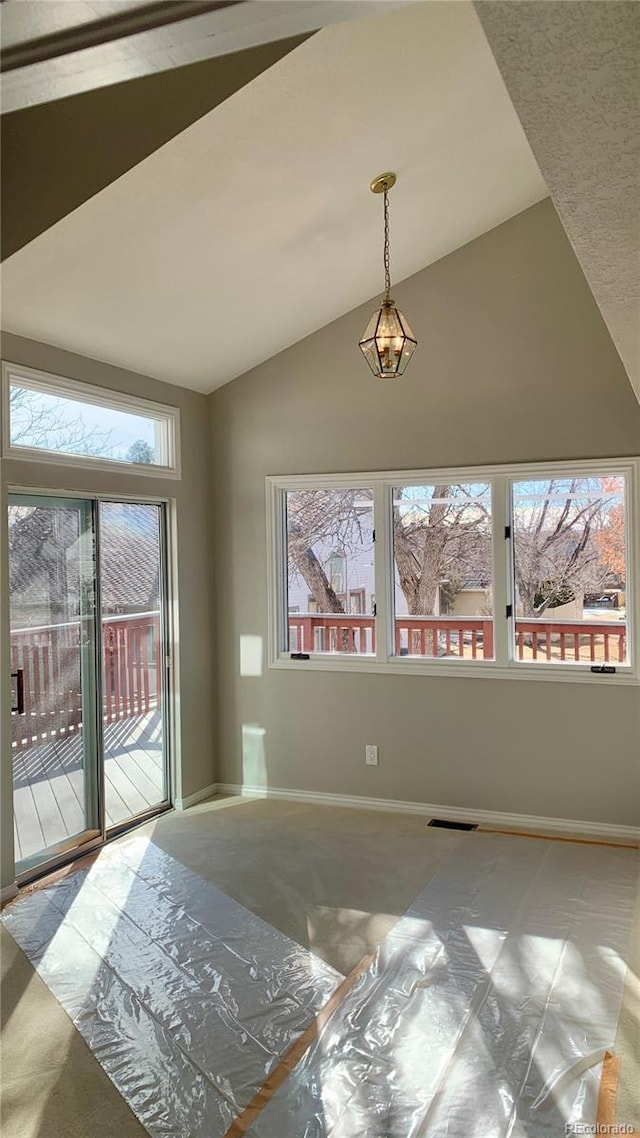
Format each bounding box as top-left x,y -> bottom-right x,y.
358,302 -> 417,379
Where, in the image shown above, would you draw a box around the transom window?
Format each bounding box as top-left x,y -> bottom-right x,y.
267,459 -> 638,683
2,363 -> 180,477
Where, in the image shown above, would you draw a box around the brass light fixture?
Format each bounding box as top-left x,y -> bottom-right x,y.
359,172 -> 417,379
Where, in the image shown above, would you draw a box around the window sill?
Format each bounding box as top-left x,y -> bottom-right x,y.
3,447 -> 181,480
270,655 -> 639,684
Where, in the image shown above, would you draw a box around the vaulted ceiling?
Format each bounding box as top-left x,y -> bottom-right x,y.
1,0 -> 637,401
0,1 -> 547,392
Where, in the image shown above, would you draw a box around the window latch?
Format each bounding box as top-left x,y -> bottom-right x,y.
590,665 -> 616,675
291,652 -> 310,661
506,604 -> 513,619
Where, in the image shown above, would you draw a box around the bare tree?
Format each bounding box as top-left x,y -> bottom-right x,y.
10,387 -> 113,456
393,485 -> 491,615
287,478 -> 620,624
512,478 -> 614,616
8,389 -> 114,620
286,489 -> 371,613
287,485 -> 491,617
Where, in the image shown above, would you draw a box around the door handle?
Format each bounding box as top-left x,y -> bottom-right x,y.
11,669 -> 25,715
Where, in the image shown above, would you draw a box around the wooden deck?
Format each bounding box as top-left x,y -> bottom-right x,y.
12,709 -> 165,865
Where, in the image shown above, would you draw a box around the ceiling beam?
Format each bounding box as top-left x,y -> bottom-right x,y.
1,0 -> 412,113
1,34 -> 308,259
1,2 -> 239,72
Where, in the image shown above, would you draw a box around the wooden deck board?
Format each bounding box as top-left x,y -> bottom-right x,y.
43,771 -> 85,838
27,749 -> 68,850
50,737 -> 87,834
115,735 -> 163,773
104,778 -> 137,827
104,762 -> 149,822
106,715 -> 163,771
13,782 -> 45,862
13,710 -> 164,864
104,747 -> 163,806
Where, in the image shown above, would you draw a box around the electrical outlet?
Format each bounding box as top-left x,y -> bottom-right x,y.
365,744 -> 379,766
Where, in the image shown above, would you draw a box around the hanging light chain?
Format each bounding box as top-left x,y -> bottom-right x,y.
383,188 -> 392,304
359,172 -> 417,378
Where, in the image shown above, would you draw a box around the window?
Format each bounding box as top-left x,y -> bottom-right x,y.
267,460 -> 638,682
2,363 -> 180,476
283,487 -> 375,654
393,482 -> 493,659
329,552 -> 346,594
511,475 -> 629,666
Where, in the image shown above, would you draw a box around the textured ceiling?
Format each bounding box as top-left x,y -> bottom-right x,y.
476,0 -> 640,404
0,1 -> 547,393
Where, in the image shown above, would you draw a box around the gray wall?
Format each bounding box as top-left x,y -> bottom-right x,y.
1,334 -> 216,888
210,199 -> 640,827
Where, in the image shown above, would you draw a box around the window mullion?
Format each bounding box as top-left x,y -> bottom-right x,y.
373,482 -> 391,662
491,475 -> 510,667
266,481 -> 286,661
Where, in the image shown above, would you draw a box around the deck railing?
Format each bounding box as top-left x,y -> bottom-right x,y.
10,609 -> 627,753
514,619 -> 626,663
288,614 -> 626,664
10,611 -> 161,753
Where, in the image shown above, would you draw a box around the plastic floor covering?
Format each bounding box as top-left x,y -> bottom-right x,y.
2,830 -> 638,1138
2,835 -> 342,1137
248,834 -> 638,1138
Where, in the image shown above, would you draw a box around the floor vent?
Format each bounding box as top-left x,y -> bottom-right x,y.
428,819 -> 478,831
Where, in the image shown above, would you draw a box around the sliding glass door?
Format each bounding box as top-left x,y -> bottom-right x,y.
99,501 -> 168,828
9,496 -> 100,873
8,493 -> 170,878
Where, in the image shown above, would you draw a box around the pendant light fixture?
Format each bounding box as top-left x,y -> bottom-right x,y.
359,172 -> 417,379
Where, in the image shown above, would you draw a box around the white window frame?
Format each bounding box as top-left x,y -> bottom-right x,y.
266,457 -> 640,684
2,362 -> 181,478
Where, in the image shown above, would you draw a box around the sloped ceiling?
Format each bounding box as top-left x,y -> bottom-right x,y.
1,35 -> 308,259
0,1 -> 547,393
1,0 -> 401,110
476,0 -> 640,403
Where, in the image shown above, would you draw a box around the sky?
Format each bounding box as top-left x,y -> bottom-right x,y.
11,385 -> 158,461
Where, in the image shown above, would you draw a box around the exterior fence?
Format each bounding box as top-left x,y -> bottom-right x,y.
288,613 -> 626,664
10,612 -> 161,754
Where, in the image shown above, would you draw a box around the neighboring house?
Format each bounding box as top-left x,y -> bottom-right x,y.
287,505 -> 495,619
288,545 -> 375,615
287,533 -> 492,618
289,529 -> 619,622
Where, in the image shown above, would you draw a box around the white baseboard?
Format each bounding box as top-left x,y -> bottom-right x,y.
174,782 -> 219,811
216,783 -> 640,844
1,882 -> 18,905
